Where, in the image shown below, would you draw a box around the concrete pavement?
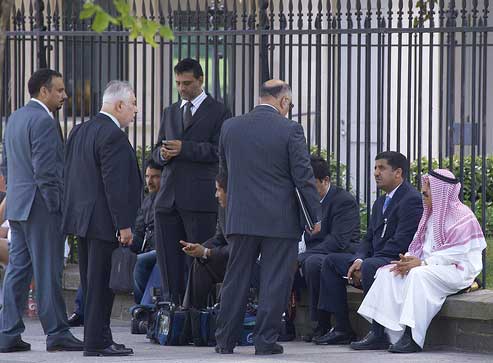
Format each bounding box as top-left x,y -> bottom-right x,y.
0,318 -> 491,363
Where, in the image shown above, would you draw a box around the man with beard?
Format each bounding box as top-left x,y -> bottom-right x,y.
357,169 -> 486,353
0,69 -> 83,353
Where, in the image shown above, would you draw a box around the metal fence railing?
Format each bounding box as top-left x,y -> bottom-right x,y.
1,0 -> 491,286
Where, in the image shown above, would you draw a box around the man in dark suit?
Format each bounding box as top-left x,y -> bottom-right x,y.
0,69 -> 83,353
299,155 -> 360,341
63,81 -> 142,357
215,80 -> 322,355
311,151 -> 423,349
152,58 -> 231,305
180,172 -> 229,309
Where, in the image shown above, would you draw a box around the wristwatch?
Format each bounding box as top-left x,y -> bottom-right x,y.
202,247 -> 209,260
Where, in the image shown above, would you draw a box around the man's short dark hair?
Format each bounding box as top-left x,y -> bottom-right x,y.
216,171 -> 227,192
259,82 -> 291,98
145,159 -> 163,171
28,69 -> 62,97
310,154 -> 331,181
174,58 -> 203,79
375,151 -> 409,178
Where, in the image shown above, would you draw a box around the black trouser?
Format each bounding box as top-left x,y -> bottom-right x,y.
154,208 -> 217,304
215,235 -> 297,351
78,237 -> 117,350
188,253 -> 228,309
315,253 -> 392,331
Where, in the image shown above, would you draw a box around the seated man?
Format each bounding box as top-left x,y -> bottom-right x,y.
357,169 -> 486,353
312,151 -> 423,346
299,155 -> 360,341
130,159 -> 164,304
180,172 -> 228,309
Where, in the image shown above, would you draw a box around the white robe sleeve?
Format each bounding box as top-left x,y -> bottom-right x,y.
425,242 -> 484,279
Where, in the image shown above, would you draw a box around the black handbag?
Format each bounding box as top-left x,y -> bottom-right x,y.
109,246 -> 137,293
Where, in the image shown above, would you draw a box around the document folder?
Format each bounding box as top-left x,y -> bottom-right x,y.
295,188 -> 314,231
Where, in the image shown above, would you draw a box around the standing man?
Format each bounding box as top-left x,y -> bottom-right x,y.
63,81 -> 142,357
215,80 -> 322,355
0,69 -> 83,352
152,58 -> 231,305
312,151 -> 423,347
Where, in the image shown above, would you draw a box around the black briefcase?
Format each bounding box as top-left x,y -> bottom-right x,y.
109,246 -> 137,293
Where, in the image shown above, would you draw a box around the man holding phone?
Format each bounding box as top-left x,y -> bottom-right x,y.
151,59 -> 231,306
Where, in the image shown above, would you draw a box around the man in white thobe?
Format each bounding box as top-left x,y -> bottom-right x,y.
356,169 -> 486,353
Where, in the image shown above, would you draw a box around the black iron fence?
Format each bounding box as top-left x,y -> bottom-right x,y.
1,0 -> 492,286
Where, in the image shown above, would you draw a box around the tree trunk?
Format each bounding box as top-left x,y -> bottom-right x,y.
0,0 -> 14,121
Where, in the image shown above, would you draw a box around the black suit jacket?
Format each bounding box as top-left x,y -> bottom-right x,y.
302,185 -> 360,257
131,192 -> 157,253
355,181 -> 423,261
152,95 -> 231,212
202,207 -> 229,263
62,113 -> 142,242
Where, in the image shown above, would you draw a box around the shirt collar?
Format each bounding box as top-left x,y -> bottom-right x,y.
100,111 -> 121,128
180,90 -> 206,109
386,182 -> 402,199
31,98 -> 54,119
320,184 -> 331,203
258,103 -> 280,113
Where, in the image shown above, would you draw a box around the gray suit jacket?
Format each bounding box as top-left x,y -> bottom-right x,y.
1,100 -> 63,221
219,105 -> 321,240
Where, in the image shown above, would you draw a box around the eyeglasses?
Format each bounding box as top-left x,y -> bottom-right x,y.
289,103 -> 295,110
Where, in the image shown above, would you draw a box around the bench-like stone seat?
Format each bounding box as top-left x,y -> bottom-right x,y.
62,264 -> 493,352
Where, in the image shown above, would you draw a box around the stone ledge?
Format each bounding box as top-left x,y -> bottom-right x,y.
345,286 -> 493,321
62,264 -> 493,352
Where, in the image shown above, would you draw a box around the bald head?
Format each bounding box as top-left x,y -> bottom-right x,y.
259,80 -> 293,117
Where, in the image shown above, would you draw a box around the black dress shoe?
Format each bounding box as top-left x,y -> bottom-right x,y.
46,334 -> 84,352
255,342 -> 284,355
0,339 -> 31,353
67,313 -> 84,327
108,344 -> 134,355
350,331 -> 390,350
313,329 -> 354,345
214,345 -> 234,354
111,341 -> 130,351
388,331 -> 422,353
84,345 -> 134,357
302,325 -> 329,343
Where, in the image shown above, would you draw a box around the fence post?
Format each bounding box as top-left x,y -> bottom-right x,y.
259,0 -> 270,84
34,0 -> 46,68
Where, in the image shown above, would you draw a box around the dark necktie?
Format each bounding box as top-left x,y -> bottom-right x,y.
183,101 -> 193,130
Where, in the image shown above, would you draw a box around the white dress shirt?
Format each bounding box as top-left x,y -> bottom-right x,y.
180,90 -> 207,116
31,98 -> 54,119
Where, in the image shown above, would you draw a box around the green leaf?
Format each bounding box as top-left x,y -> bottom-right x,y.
159,26 -> 174,40
92,11 -> 111,32
113,0 -> 131,15
80,3 -> 96,19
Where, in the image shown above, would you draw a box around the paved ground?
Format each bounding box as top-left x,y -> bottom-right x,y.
0,319 -> 491,363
